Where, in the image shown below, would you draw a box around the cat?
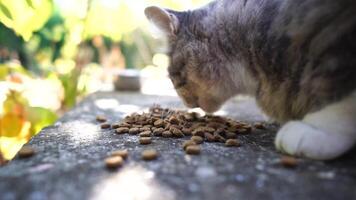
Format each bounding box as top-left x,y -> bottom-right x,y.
144,0 -> 356,160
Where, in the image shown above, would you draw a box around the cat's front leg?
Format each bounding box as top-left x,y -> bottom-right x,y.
275,92 -> 356,160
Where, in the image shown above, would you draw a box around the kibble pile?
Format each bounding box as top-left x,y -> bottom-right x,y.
13,106 -> 298,169
97,106 -> 264,169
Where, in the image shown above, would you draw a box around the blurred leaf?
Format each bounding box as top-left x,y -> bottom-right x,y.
0,65 -> 9,80
26,107 -> 57,135
58,68 -> 80,108
0,113 -> 26,137
25,0 -> 34,9
0,2 -> 12,20
0,136 -> 28,160
3,90 -> 28,115
0,0 -> 53,40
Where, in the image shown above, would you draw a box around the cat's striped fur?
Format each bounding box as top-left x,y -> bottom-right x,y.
145,0 -> 356,159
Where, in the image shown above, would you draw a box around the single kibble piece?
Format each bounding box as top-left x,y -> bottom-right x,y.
142,149 -> 158,161
192,128 -> 205,137
207,122 -> 223,129
111,149 -> 128,159
139,127 -> 151,132
162,131 -> 173,138
171,127 -> 184,138
191,136 -> 204,144
153,128 -> 164,136
139,131 -> 152,137
96,115 -> 107,123
18,146 -> 35,158
185,145 -> 201,155
204,127 -> 216,133
153,119 -> 164,127
111,123 -> 120,129
182,140 -> 196,150
280,156 -> 298,168
204,132 -> 215,142
129,127 -> 139,135
237,128 -> 250,134
105,156 -> 124,169
116,127 -> 129,134
119,122 -> 131,128
225,139 -> 241,147
139,137 -> 152,145
100,123 -> 111,129
168,116 -> 180,125
254,122 -> 266,129
225,132 -> 237,139
182,128 -> 192,136
214,133 -> 226,143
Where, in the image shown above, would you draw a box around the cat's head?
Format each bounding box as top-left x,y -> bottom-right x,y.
145,6 -> 235,113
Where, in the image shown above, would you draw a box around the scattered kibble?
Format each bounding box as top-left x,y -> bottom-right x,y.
140,127 -> 151,132
116,127 -> 129,134
191,136 -> 204,144
254,122 -> 266,129
111,149 -> 128,159
139,131 -> 152,137
182,140 -> 196,150
111,123 -> 120,129
100,123 -> 111,129
96,115 -> 107,123
185,145 -> 201,155
18,146 -> 35,158
142,149 -> 158,160
225,132 -> 237,139
162,130 -> 173,138
105,156 -> 124,169
280,156 -> 298,168
153,128 -> 164,136
170,127 -> 184,138
96,106 -> 265,161
204,132 -> 215,142
153,119 -> 164,127
139,137 -> 152,145
225,139 -> 241,147
129,127 -> 140,135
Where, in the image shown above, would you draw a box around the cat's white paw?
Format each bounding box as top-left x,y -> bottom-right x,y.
275,121 -> 354,160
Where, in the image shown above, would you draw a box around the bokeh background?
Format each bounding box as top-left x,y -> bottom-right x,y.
0,0 -> 212,161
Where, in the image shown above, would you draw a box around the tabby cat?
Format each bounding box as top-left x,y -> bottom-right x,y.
144,0 -> 356,160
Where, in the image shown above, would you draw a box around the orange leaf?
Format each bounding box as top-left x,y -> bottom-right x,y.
0,113 -> 29,137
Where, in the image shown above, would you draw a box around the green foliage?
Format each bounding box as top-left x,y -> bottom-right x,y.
58,68 -> 81,108
0,0 -> 53,41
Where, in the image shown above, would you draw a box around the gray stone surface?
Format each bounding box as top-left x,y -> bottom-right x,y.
0,92 -> 356,200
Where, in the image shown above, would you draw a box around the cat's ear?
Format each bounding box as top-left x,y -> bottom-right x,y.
144,6 -> 179,36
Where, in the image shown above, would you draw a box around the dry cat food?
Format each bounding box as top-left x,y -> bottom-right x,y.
111,149 -> 129,159
225,139 -> 241,147
96,115 -> 107,123
139,137 -> 152,145
141,149 -> 158,160
105,156 -> 124,169
97,106 -> 251,159
182,140 -> 196,150
280,156 -> 298,167
17,146 -> 36,158
185,145 -> 201,155
254,122 -> 266,129
100,123 -> 111,129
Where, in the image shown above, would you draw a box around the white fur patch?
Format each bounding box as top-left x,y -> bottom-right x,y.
275,91 -> 356,160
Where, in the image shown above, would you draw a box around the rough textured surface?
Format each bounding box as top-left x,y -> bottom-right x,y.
0,92 -> 355,200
